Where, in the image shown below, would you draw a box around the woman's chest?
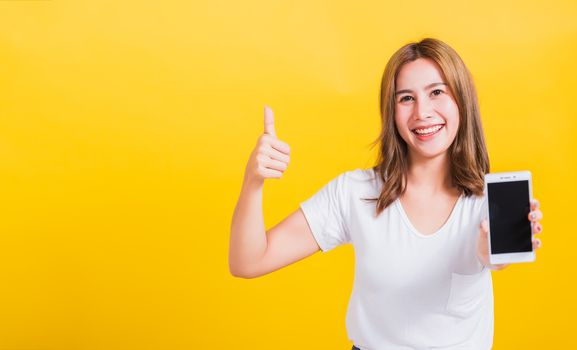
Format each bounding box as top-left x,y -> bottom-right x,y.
353,223 -> 458,292
349,203 -> 482,290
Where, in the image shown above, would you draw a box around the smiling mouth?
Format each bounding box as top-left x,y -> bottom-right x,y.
411,124 -> 444,136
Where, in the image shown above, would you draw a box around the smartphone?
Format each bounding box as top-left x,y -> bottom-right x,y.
484,171 -> 535,264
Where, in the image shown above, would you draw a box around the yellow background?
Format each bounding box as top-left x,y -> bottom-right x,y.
0,1 -> 575,349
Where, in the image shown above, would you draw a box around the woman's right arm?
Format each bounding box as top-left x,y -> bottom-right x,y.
228,106 -> 320,279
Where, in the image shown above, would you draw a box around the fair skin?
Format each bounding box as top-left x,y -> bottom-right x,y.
394,58 -> 462,239
394,58 -> 543,270
229,106 -> 319,278
229,59 -> 543,278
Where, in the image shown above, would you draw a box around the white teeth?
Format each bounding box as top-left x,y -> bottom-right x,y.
413,125 -> 443,135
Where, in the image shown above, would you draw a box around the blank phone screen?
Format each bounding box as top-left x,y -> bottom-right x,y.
487,180 -> 532,254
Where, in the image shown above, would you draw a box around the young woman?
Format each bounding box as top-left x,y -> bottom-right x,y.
229,38 -> 544,350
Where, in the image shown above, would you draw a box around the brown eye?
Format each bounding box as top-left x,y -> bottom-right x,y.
399,95 -> 413,102
432,89 -> 444,96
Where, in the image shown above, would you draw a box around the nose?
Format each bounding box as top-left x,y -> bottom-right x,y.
414,96 -> 434,120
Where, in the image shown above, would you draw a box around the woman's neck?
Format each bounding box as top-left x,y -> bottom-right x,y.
405,152 -> 458,196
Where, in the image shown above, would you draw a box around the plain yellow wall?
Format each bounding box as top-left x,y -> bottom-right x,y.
0,1 -> 575,349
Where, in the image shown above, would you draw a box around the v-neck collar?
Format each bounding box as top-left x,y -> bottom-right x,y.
395,193 -> 464,238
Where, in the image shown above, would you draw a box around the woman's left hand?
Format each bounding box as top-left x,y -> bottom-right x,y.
476,198 -> 543,270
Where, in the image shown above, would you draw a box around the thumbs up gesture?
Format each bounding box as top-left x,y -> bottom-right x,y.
244,106 -> 291,186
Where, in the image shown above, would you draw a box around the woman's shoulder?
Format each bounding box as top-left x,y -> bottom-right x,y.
318,168 -> 379,194
345,167 -> 377,180
341,167 -> 381,188
334,168 -> 382,199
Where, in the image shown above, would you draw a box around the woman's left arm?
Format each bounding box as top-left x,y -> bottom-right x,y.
476,198 -> 543,270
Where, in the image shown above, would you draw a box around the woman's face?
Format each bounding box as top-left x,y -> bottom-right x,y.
394,58 -> 460,161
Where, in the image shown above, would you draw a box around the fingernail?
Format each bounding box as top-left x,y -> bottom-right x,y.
531,212 -> 537,220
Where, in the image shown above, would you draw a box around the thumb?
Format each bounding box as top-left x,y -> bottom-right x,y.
264,105 -> 277,138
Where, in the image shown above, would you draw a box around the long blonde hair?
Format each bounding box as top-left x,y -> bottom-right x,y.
364,38 -> 489,216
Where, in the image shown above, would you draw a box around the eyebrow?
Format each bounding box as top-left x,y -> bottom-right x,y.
395,82 -> 447,96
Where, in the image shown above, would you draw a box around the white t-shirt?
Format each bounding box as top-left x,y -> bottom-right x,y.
299,168 -> 494,350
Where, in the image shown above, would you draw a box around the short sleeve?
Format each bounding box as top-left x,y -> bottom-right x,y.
299,172 -> 351,253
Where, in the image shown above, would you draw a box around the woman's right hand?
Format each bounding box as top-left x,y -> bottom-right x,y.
243,106 -> 291,186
